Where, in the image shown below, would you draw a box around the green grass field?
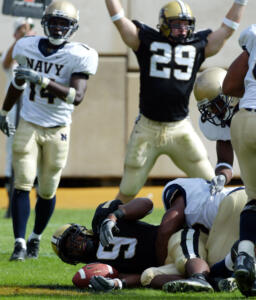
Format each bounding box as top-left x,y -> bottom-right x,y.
0,207 -> 252,299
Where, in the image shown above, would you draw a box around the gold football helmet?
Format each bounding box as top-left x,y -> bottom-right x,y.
41,0 -> 79,45
194,67 -> 239,127
158,0 -> 195,42
51,223 -> 94,265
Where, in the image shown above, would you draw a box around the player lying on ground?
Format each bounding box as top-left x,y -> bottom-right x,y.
52,178 -> 246,292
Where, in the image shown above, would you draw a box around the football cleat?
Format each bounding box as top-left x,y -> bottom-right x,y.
9,242 -> 26,261
234,252 -> 256,297
163,273 -> 214,293
218,277 -> 237,292
26,238 -> 40,259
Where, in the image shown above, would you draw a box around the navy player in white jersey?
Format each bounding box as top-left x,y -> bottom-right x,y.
193,67 -> 239,195
0,0 -> 98,261
51,178 -> 247,292
222,24 -> 256,297
104,0 -> 248,204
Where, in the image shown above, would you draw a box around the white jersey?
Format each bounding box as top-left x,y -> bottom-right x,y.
162,178 -> 243,230
238,25 -> 256,110
199,118 -> 230,141
12,36 -> 98,127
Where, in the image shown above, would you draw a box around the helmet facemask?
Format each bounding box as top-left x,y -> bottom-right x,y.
198,94 -> 234,127
53,224 -> 94,265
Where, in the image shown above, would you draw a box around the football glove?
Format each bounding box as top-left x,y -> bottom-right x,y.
14,66 -> 49,88
99,218 -> 119,247
0,111 -> 16,137
209,174 -> 226,195
89,276 -> 122,292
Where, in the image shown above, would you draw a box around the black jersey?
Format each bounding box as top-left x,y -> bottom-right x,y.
133,21 -> 212,122
91,200 -> 158,273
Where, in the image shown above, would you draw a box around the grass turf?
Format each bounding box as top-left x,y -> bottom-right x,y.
0,208 -> 251,299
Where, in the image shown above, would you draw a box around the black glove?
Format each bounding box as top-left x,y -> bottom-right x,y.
99,218 -> 119,247
0,111 -> 16,136
89,276 -> 122,292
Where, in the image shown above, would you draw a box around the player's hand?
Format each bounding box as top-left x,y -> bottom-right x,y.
0,111 -> 16,137
14,66 -> 42,85
89,276 -> 122,292
209,174 -> 226,195
99,218 -> 119,247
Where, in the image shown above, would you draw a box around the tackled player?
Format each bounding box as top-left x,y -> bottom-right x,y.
0,0 -> 98,261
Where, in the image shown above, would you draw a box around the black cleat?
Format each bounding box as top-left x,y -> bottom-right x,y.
163,273 -> 214,293
234,252 -> 255,297
26,238 -> 40,259
218,277 -> 237,292
9,242 -> 26,261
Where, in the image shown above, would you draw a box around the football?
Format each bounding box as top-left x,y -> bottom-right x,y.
72,263 -> 119,289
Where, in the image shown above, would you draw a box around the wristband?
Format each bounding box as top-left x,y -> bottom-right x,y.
111,9 -> 124,22
215,163 -> 233,176
234,0 -> 248,5
12,77 -> 27,90
223,17 -> 239,30
41,77 -> 50,89
113,208 -> 125,219
65,87 -> 76,104
0,109 -> 8,117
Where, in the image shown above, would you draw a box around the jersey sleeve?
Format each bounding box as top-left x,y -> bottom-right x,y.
162,182 -> 186,210
239,25 -> 256,53
72,45 -> 98,76
91,199 -> 122,234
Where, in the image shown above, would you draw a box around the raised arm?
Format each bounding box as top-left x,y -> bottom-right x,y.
205,0 -> 247,57
105,0 -> 140,51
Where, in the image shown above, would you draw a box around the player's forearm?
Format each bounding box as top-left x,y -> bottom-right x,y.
119,273 -> 141,287
2,42 -> 16,70
119,197 -> 153,220
2,81 -> 24,112
105,0 -> 123,16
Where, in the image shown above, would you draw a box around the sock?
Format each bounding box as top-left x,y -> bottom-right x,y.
28,232 -> 42,242
11,189 -> 30,239
33,195 -> 56,235
238,240 -> 255,258
210,258 -> 233,278
240,201 -> 256,244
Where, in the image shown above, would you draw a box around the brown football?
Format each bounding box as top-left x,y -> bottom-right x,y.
72,263 -> 119,289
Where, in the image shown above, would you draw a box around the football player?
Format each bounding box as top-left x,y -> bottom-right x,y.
0,0 -> 98,261
221,24 -> 256,297
52,178 -> 247,292
104,0 -> 248,203
194,67 -> 239,195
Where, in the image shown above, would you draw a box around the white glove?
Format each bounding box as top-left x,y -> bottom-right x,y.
14,66 -> 50,88
99,218 -> 119,247
210,174 -> 226,195
0,111 -> 16,137
89,276 -> 122,292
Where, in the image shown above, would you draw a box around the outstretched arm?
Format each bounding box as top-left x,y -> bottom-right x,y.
105,0 -> 140,51
156,195 -> 185,266
205,0 -> 247,57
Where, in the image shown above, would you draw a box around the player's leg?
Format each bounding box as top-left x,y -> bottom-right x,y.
167,118 -> 214,180
116,115 -> 159,203
10,119 -> 38,261
230,110 -> 256,297
27,126 -> 70,258
162,228 -> 213,293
